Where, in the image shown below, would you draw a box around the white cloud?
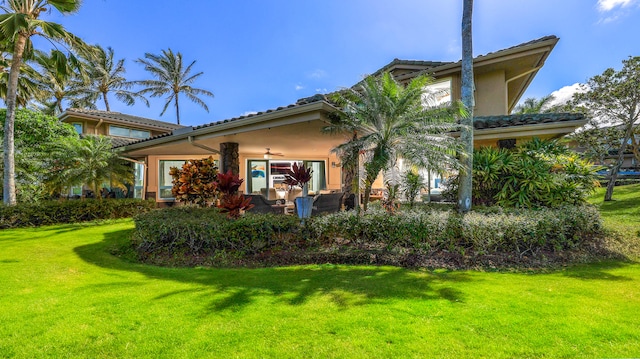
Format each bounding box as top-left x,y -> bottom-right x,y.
315,88 -> 327,93
295,84 -> 305,91
308,69 -> 327,79
240,111 -> 258,117
549,83 -> 586,106
597,0 -> 635,12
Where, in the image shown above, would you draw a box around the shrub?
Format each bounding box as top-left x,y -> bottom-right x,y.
308,205 -> 603,256
130,204 -> 604,268
132,207 -> 301,259
169,156 -> 218,206
444,139 -> 600,208
0,199 -> 156,228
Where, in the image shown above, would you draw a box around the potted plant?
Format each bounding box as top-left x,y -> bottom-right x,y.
283,162 -> 313,220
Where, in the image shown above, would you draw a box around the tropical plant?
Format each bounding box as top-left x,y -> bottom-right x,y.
0,0 -> 92,205
402,169 -> 424,208
53,135 -> 133,200
214,171 -> 253,219
445,139 -> 601,208
326,72 -> 465,211
76,45 -> 148,111
571,56 -> 640,201
381,181 -> 400,214
215,170 -> 244,196
283,162 -> 313,194
169,156 -> 218,206
458,0 -> 475,213
135,48 -> 214,124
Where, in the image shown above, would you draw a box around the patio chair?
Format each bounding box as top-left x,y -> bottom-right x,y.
260,188 -> 278,200
311,192 -> 344,216
245,194 -> 283,214
287,188 -> 302,202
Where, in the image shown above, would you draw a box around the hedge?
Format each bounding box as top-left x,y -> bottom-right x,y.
132,207 -> 301,260
309,206 -> 603,255
0,199 -> 156,229
131,205 -> 604,266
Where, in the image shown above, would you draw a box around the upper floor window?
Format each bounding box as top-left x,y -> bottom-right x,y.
423,78 -> 452,107
71,122 -> 83,134
109,125 -> 151,139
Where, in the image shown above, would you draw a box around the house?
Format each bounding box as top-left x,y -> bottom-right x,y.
59,108 -> 183,197
101,35 -> 586,204
59,108 -> 184,145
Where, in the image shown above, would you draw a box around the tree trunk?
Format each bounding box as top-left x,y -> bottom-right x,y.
175,93 -> 180,125
427,170 -> 432,203
604,126 -> 635,201
103,91 -> 110,111
363,182 -> 372,212
3,34 -> 28,205
458,0 -> 474,213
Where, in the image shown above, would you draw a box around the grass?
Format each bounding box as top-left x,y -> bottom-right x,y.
588,183 -> 640,259
0,188 -> 639,358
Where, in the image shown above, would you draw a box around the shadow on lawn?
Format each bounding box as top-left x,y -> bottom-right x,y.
74,229 -> 474,312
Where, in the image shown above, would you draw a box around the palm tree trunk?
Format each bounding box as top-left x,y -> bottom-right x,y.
458,0 -> 474,213
175,93 -> 180,125
3,33 -> 28,205
103,91 -> 110,111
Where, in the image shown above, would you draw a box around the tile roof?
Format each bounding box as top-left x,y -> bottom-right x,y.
473,113 -> 585,130
114,95 -> 332,149
430,35 -> 558,73
109,137 -> 141,147
63,108 -> 185,131
372,59 -> 453,77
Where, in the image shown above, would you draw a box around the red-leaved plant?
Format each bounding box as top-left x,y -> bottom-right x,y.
214,171 -> 254,218
283,162 -> 312,189
216,170 -> 244,195
218,194 -> 254,219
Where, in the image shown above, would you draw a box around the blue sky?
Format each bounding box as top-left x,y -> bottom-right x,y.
40,0 -> 640,126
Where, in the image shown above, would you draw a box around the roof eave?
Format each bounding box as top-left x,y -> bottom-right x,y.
59,110 -> 182,131
118,101 -> 338,152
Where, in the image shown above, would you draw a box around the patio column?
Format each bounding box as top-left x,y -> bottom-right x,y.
219,142 -> 239,176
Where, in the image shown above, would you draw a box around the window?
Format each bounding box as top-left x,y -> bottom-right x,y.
304,161 -> 326,193
247,160 -> 268,194
71,122 -> 83,134
159,160 -> 186,199
246,159 -> 326,194
109,125 -> 150,139
133,162 -> 145,199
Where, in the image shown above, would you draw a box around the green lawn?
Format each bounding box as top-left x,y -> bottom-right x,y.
589,183 -> 640,259
1,192 -> 639,358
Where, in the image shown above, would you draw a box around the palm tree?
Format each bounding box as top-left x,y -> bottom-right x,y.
458,0 -> 475,213
52,135 -> 133,200
514,94 -> 556,114
77,45 -> 148,112
0,0 -> 91,205
326,72 -> 465,211
1,46 -> 44,108
135,48 -> 214,124
32,50 -> 88,115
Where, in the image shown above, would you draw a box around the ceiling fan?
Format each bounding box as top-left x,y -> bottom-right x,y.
263,148 -> 284,159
